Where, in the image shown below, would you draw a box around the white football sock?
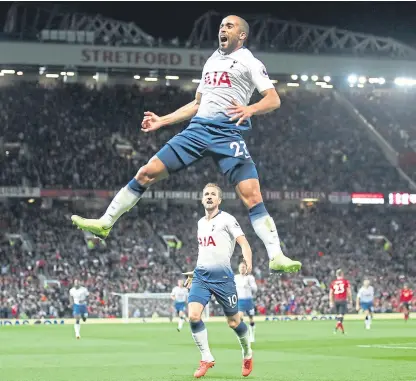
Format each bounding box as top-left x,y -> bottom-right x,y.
251,214 -> 283,261
178,317 -> 185,330
235,330 -> 252,359
99,186 -> 140,228
74,323 -> 80,337
249,324 -> 256,342
192,328 -> 215,362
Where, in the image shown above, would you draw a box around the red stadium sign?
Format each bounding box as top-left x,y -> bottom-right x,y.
351,192 -> 384,204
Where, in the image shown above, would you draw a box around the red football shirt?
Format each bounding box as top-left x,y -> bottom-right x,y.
330,278 -> 350,301
400,289 -> 413,303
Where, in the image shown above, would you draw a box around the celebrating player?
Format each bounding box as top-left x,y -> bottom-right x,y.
69,279 -> 89,339
171,279 -> 189,332
183,183 -> 253,378
329,269 -> 352,334
400,284 -> 413,322
71,15 -> 301,275
356,279 -> 374,330
235,262 -> 258,342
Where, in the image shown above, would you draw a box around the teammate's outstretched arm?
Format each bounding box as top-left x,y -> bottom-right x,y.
141,92 -> 202,132
236,235 -> 252,274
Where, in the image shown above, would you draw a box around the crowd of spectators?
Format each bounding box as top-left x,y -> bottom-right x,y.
0,83 -> 409,192
1,200 -> 415,319
1,83 -> 415,320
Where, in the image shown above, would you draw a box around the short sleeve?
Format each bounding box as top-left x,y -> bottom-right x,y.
197,77 -> 204,94
227,215 -> 244,240
249,59 -> 275,93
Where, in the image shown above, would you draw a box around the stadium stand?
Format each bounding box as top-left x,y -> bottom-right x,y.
0,84 -> 409,191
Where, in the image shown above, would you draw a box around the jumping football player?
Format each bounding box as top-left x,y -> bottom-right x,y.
184,183 -> 253,378
71,15 -> 301,275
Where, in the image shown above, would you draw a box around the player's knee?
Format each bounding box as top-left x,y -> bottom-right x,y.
188,311 -> 202,323
226,315 -> 241,329
135,165 -> 155,185
236,180 -> 263,209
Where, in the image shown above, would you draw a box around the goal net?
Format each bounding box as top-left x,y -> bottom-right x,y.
113,292 -> 210,323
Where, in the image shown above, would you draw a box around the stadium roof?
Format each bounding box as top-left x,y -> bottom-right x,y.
187,11 -> 416,60
3,4 -> 416,60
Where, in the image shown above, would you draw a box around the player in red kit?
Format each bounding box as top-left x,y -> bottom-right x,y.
329,269 -> 352,334
400,284 -> 413,322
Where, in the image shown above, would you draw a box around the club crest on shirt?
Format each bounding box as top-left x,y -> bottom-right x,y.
261,66 -> 269,77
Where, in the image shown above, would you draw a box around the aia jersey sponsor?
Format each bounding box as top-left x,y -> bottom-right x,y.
196,210 -> 244,271
195,47 -> 274,128
400,289 -> 413,303
330,278 -> 350,300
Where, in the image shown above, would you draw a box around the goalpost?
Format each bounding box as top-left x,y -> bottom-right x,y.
113,292 -> 210,323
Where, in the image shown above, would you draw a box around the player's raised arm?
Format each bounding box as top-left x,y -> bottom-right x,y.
236,235 -> 252,274
141,91 -> 202,132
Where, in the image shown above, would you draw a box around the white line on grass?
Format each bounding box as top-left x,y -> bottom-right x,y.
358,345 -> 416,350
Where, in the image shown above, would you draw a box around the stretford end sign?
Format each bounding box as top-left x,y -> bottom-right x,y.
0,42 -> 415,77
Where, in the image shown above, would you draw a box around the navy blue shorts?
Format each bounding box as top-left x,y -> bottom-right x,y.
188,276 -> 238,317
156,120 -> 258,186
238,298 -> 255,316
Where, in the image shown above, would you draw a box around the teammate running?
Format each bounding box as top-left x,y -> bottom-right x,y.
171,279 -> 189,332
184,183 -> 253,378
329,269 -> 352,334
69,279 -> 89,339
71,15 -> 301,274
235,262 -> 258,342
356,279 -> 374,330
400,284 -> 413,322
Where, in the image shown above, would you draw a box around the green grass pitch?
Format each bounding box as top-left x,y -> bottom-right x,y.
1,320 -> 415,381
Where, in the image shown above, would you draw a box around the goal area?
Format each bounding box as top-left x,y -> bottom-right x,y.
113,292 -> 210,323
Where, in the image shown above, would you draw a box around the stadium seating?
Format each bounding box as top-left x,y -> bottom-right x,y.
1,84 -> 415,319
0,84 -> 408,191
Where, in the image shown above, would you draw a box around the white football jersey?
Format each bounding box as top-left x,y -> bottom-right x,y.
235,274 -> 258,300
195,47 -> 274,129
195,211 -> 244,282
171,286 -> 188,303
357,286 -> 374,303
69,286 -> 89,305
